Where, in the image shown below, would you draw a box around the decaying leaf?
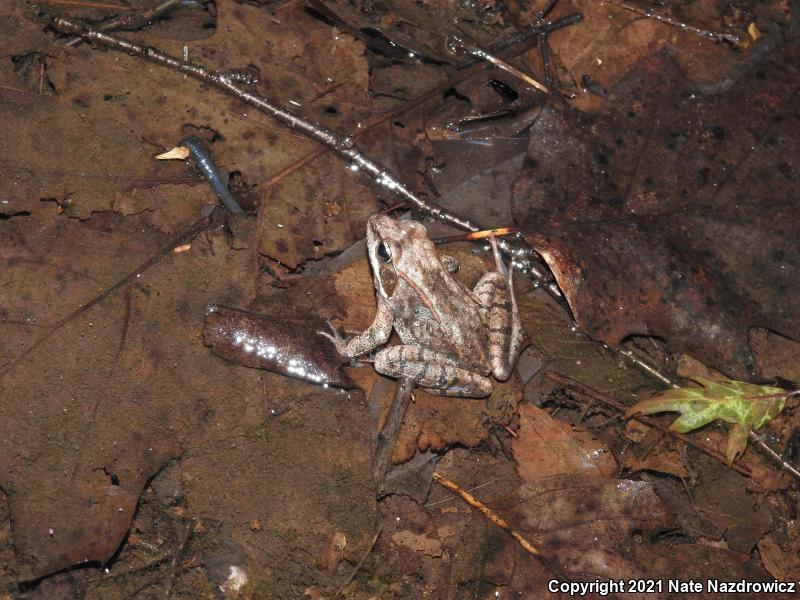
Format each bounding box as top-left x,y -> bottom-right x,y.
621,425 -> 689,479
513,43 -> 800,379
626,377 -> 788,464
512,403 -> 617,481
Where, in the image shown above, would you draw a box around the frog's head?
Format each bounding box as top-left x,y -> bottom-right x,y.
366,214 -> 435,301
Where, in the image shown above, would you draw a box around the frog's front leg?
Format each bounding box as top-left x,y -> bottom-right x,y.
320,300 -> 394,358
473,238 -> 526,381
374,345 -> 493,398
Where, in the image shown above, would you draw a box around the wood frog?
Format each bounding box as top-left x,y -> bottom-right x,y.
321,215 -> 526,397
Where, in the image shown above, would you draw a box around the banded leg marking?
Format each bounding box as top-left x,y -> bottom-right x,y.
374,345 -> 492,398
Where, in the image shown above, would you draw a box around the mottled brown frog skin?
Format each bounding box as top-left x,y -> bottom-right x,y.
322,215 -> 526,397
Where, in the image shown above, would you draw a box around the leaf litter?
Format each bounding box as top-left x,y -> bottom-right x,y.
1,0 -> 800,597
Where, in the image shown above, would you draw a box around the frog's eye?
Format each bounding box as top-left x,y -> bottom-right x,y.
376,241 -> 392,262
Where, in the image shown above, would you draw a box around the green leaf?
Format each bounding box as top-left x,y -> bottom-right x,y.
625,377 -> 788,464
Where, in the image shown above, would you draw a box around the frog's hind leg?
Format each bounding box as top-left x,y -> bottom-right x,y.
474,236 -> 526,381
374,345 -> 492,398
493,261 -> 526,380
488,233 -> 508,276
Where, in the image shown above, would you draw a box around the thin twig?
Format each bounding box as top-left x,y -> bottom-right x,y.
374,378 -> 416,494
538,0 -> 560,20
258,58 -> 489,194
748,434 -> 800,480
536,0 -> 559,91
121,556 -> 202,600
604,0 -> 745,46
38,58 -> 46,95
469,13 -> 583,62
432,227 -> 519,244
614,346 -> 675,387
424,475 -> 509,508
45,14 -> 559,296
539,32 -> 554,92
431,472 -> 540,556
334,528 -> 381,597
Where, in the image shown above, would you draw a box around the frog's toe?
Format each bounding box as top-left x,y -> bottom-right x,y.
325,320 -> 343,337
318,329 -> 347,354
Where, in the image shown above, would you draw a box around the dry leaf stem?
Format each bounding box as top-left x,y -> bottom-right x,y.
431,472 -> 540,556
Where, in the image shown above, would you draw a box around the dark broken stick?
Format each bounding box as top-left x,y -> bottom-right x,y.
64,0 -> 187,46
539,32 -> 554,92
163,519 -> 194,598
535,0 -> 558,91
46,13 -> 559,297
373,377 -> 415,495
474,12 -> 583,61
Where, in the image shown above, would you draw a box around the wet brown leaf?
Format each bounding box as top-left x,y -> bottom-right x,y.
512,403 -> 618,480
621,426 -> 689,479
629,542 -> 779,594
552,0 -> 769,108
0,210 -> 220,577
689,451 -> 771,553
513,43 -> 800,379
758,533 -> 800,581
504,475 -> 671,548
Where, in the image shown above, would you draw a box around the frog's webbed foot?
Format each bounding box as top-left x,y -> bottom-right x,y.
318,308 -> 393,360
374,345 -> 492,398
317,321 -> 352,357
439,254 -> 460,273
